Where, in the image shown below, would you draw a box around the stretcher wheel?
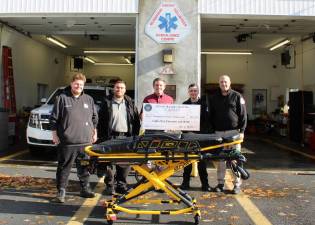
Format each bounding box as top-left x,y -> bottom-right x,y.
194,214 -> 200,225
106,212 -> 117,225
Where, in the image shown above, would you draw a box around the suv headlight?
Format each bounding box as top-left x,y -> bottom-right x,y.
29,113 -> 40,128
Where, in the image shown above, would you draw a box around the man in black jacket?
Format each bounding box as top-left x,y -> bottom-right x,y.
180,84 -> 211,192
50,73 -> 98,203
98,79 -> 140,195
210,75 -> 247,194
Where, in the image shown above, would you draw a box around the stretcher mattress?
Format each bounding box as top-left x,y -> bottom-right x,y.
93,131 -> 240,154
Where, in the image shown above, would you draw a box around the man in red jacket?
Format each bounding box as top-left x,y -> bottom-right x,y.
143,77 -> 173,104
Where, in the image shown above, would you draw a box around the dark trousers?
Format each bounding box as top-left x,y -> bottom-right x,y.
104,164 -> 130,189
104,135 -> 130,189
182,159 -> 209,188
56,145 -> 90,190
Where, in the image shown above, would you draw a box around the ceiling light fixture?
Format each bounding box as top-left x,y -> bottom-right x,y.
269,39 -> 290,51
201,51 -> 252,55
46,36 -> 67,48
84,57 -> 95,64
94,63 -> 133,66
84,50 -> 135,54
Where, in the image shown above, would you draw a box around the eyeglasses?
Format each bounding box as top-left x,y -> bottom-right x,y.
189,90 -> 198,92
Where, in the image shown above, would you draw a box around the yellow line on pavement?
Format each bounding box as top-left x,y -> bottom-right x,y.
67,178 -> 104,225
234,193 -> 273,225
0,150 -> 28,162
261,138 -> 315,160
212,161 -> 273,225
226,172 -> 273,225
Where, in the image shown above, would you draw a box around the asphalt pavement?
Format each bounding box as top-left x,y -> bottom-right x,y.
0,136 -> 314,225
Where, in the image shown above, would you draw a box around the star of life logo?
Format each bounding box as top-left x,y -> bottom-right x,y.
159,12 -> 178,33
145,2 -> 191,44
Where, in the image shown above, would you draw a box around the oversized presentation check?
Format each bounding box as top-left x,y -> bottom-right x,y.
142,103 -> 200,131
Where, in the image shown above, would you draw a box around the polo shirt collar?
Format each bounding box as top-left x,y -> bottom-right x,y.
112,97 -> 125,104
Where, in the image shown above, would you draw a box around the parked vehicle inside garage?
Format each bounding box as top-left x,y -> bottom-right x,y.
26,85 -> 111,154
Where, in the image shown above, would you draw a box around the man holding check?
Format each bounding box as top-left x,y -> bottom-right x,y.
143,77 -> 173,105
180,83 -> 211,192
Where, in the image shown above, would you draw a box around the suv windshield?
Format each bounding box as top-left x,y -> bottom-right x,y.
47,88 -> 105,105
84,89 -> 105,105
47,89 -> 63,104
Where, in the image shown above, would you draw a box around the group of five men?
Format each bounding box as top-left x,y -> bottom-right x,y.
50,73 -> 246,203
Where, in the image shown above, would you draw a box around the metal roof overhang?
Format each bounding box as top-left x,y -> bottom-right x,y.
0,0 -> 138,16
199,0 -> 315,17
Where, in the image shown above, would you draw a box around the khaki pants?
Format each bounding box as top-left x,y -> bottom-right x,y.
215,130 -> 242,188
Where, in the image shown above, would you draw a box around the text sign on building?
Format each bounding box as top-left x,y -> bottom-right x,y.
145,2 -> 191,44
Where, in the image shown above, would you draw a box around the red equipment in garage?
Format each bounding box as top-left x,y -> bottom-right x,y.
2,46 -> 17,137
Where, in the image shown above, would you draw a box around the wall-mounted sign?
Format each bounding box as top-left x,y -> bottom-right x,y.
145,2 -> 191,44
160,64 -> 176,75
164,84 -> 176,100
252,89 -> 267,115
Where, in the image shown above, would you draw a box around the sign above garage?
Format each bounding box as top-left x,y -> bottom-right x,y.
145,2 -> 191,44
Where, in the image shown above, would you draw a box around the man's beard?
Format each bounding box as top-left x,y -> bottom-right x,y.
72,89 -> 82,96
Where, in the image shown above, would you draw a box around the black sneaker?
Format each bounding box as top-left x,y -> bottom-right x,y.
103,186 -> 115,196
213,184 -> 224,193
179,183 -> 190,190
115,186 -> 128,195
201,186 -> 211,192
80,189 -> 96,198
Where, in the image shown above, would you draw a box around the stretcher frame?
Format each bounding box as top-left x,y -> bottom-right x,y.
84,139 -> 244,225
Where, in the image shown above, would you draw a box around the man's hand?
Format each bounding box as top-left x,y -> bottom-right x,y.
92,129 -> 97,143
239,133 -> 244,140
52,131 -> 60,145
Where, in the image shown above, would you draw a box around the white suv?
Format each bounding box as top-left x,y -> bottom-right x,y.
26,85 -> 110,154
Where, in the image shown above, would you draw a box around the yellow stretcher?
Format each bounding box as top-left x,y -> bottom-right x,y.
83,132 -> 249,225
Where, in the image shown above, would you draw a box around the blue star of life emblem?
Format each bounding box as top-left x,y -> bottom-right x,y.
158,12 -> 178,33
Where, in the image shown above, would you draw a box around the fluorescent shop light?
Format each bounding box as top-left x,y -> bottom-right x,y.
94,63 -> 133,66
84,50 -> 135,54
84,57 -> 95,64
46,36 -> 67,48
269,40 -> 290,51
201,51 -> 252,55
124,57 -> 132,64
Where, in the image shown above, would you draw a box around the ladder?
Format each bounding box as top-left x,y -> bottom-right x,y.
2,46 -> 17,137
3,46 -> 16,113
